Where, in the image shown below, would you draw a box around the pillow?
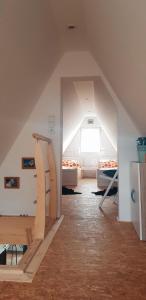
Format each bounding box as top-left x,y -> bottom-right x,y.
98,160 -> 118,168
62,159 -> 80,168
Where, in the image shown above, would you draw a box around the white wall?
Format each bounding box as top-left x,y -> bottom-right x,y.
0,68 -> 62,216
84,0 -> 146,134
94,78 -> 117,150
62,79 -> 83,152
0,0 -> 62,164
62,75 -> 118,153
99,69 -> 141,221
0,51 -> 100,216
63,116 -> 117,166
62,56 -> 101,152
118,105 -> 140,221
0,50 -> 141,222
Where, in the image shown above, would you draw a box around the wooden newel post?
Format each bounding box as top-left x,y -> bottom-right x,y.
34,140 -> 46,239
33,133 -> 58,240
48,142 -> 57,220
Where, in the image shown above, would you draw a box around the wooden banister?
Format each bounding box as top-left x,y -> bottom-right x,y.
32,133 -> 51,143
34,141 -> 46,240
33,133 -> 57,240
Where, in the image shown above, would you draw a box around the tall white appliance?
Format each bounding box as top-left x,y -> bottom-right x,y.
130,162 -> 146,240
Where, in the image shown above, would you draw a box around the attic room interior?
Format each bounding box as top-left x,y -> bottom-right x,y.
62,76 -> 118,198
1,0 -> 146,299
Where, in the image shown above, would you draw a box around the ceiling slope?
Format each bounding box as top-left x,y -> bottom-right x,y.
84,0 -> 146,134
94,78 -> 117,149
1,0 -> 144,163
62,78 -> 84,152
0,0 -> 62,163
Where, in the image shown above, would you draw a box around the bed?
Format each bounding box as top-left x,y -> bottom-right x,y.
62,160 -> 81,186
97,160 -> 118,187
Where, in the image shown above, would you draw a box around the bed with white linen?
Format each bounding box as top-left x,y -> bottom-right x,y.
62,160 -> 81,186
96,159 -> 118,187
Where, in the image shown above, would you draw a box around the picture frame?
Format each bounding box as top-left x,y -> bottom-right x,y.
22,157 -> 36,169
4,177 -> 20,189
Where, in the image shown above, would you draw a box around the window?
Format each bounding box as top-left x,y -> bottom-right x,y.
81,128 -> 100,153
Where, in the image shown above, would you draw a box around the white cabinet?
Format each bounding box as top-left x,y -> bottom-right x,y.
130,162 -> 146,240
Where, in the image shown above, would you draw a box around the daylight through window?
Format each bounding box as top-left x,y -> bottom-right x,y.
81,128 -> 100,153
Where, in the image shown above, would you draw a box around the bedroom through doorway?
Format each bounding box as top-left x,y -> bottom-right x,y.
61,76 -> 118,209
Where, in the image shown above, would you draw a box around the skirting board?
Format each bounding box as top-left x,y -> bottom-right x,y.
0,215 -> 64,283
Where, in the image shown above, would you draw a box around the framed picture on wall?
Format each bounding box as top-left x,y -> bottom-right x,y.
4,177 -> 20,189
22,157 -> 36,169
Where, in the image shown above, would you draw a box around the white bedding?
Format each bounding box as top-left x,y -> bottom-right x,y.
97,167 -> 118,187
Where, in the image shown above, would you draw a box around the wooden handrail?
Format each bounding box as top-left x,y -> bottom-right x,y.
32,133 -> 51,144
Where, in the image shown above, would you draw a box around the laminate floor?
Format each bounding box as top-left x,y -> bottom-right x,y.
0,179 -> 146,300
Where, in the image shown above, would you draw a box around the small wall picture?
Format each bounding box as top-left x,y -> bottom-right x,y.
22,157 -> 36,169
4,177 -> 20,189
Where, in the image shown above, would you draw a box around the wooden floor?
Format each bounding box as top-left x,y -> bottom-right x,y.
0,179 -> 146,299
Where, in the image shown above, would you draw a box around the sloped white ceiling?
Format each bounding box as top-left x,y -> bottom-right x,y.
50,0 -> 146,133
94,78 -> 117,149
0,0 -> 62,163
73,80 -> 95,115
49,0 -> 89,51
62,78 -> 85,152
1,0 -> 145,163
84,0 -> 146,134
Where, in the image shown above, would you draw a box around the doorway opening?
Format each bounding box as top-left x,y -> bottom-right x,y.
61,76 -> 118,215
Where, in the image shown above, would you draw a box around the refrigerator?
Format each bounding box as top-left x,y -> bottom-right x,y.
130,162 -> 146,240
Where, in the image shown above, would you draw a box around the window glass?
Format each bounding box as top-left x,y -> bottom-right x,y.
81,128 -> 100,153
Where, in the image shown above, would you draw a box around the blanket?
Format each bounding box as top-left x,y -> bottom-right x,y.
62,186 -> 82,195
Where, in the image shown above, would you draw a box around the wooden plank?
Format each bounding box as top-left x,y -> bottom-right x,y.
0,272 -> 32,283
19,239 -> 42,272
0,216 -> 34,244
0,265 -> 23,275
25,216 -> 64,279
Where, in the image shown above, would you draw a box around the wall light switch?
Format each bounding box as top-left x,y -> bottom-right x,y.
48,115 -> 55,136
